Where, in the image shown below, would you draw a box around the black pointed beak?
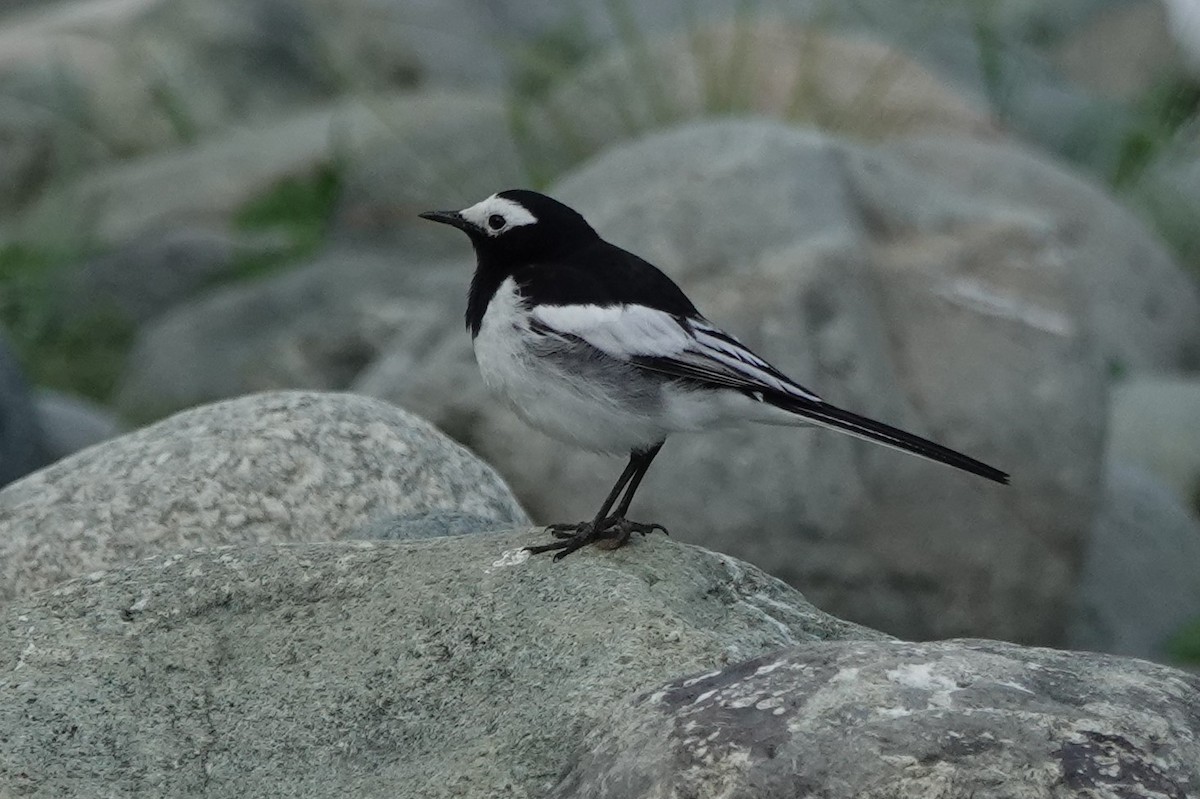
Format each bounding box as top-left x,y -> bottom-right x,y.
419,210 -> 476,233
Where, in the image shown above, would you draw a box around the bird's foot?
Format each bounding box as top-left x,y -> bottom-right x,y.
528,516 -> 669,561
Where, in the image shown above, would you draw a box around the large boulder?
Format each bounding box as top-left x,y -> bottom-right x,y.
557,639 -> 1200,797
1054,0 -> 1181,99
115,249 -> 466,421
59,227 -> 289,324
0,532 -> 880,798
1069,462 -> 1200,661
0,391 -> 527,604
878,135 -> 1200,373
0,0 -> 506,211
365,120 -> 1121,644
13,91 -> 470,247
515,19 -> 998,182
1107,377 -> 1200,510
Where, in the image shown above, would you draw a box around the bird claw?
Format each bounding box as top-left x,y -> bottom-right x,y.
527,516 -> 670,560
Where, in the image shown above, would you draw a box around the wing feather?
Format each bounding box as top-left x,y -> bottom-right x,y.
530,304 -> 821,402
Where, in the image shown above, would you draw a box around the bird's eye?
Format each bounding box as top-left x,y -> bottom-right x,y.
487,214 -> 506,231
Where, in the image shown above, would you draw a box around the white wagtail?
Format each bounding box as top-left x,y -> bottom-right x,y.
421,190 -> 1008,560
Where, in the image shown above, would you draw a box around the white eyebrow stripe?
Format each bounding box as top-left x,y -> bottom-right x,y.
459,195 -> 538,237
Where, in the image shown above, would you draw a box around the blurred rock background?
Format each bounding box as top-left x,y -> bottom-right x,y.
1,0 -> 1199,662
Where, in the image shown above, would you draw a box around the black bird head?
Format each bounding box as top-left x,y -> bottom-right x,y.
420,189 -> 597,265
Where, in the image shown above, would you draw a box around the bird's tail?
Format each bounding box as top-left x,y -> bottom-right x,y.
767,394 -> 1009,484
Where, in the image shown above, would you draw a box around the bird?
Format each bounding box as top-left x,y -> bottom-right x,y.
420,189 -> 1008,560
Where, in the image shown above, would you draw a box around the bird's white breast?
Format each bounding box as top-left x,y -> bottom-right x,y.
472,277 -> 668,453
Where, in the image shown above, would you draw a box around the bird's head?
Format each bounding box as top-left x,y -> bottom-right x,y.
420,189 -> 596,265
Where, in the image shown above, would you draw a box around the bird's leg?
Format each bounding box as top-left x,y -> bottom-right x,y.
601,442 -> 669,547
544,452 -> 641,538
527,443 -> 667,560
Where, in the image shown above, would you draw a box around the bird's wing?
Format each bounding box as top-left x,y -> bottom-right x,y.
530,302 -> 1009,484
529,303 -> 821,403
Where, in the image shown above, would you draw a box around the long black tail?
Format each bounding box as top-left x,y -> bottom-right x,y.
769,395 -> 1009,484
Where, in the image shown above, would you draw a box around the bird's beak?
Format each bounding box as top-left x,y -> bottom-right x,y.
419,210 -> 476,233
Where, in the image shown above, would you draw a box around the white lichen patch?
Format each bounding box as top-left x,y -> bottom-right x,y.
681,670 -> 723,688
754,696 -> 783,711
128,590 -> 153,614
939,277 -> 1073,336
829,666 -> 861,685
885,662 -> 961,709
876,706 -> 915,719
993,679 -> 1035,695
485,548 -> 530,572
753,658 -> 787,677
885,662 -> 957,693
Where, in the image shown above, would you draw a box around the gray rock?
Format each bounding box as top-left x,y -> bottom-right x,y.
1127,130 -> 1200,273
1069,461 -> 1200,661
12,91 -> 456,247
558,639 -> 1200,798
1107,377 -> 1200,509
131,0 -> 505,105
356,510 -> 513,540
330,92 -> 530,253
115,248 -> 465,421
878,135 -> 1200,374
0,0 -> 508,211
1055,0 -> 1181,99
368,120 -> 1108,644
489,0 -> 1125,54
1165,0 -> 1200,77
0,334 -> 47,486
31,389 -> 121,463
516,19 -> 998,183
0,0 -> 161,212
0,532 -> 881,798
61,227 -> 288,324
0,391 -> 526,604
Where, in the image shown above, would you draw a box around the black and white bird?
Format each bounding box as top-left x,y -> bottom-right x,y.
421,190 -> 1008,560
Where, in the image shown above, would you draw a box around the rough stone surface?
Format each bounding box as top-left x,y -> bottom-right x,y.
557,639 -> 1200,798
0,391 -> 526,604
1108,377 -> 1200,511
31,389 -> 122,464
0,334 -> 47,487
0,532 -> 881,798
369,120 -> 1109,644
355,510 -> 503,541
1069,462 -> 1200,660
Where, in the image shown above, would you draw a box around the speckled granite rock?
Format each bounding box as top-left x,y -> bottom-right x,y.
557,639 -> 1200,798
355,510 -> 506,541
0,532 -> 879,798
0,391 -> 527,604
